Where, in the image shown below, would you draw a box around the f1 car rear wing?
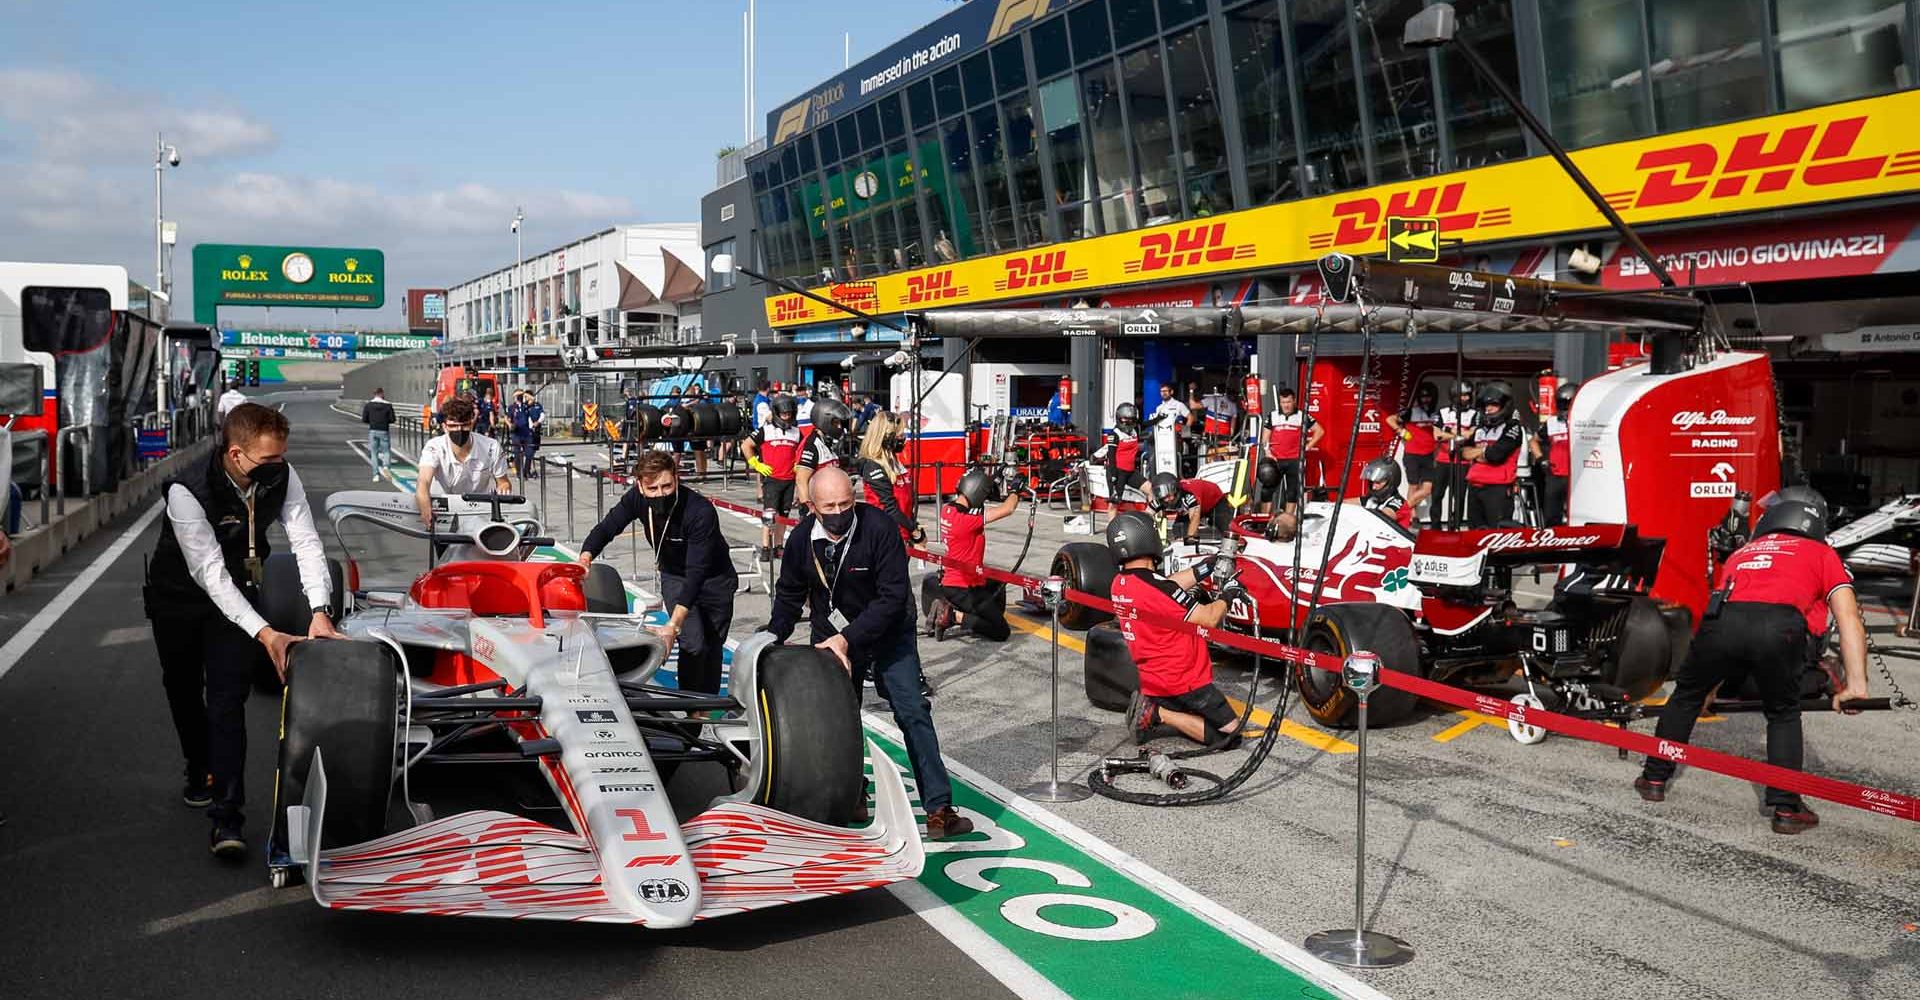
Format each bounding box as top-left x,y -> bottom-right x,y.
1409,524 -> 1665,590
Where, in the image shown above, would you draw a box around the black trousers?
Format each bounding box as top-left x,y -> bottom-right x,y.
920,574 -> 1010,641
660,572 -> 735,695
1430,462 -> 1469,528
1467,482 -> 1514,528
153,608 -> 269,827
1542,474 -> 1568,527
1642,603 -> 1809,810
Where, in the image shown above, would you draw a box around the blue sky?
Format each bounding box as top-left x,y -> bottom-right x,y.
0,0 -> 960,327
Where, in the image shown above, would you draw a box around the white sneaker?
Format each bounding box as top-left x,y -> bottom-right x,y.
372,473 -> 383,481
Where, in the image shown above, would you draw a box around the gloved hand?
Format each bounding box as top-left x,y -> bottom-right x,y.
1215,584 -> 1249,607
749,458 -> 774,477
1401,429 -> 1413,441
909,526 -> 927,545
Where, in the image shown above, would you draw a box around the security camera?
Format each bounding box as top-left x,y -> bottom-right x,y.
166,148 -> 181,167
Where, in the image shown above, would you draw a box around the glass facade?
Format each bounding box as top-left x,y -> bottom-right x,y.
749,0 -> 1920,283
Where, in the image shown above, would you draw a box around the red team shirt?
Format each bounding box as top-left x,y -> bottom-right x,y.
1464,420 -> 1524,486
1399,405 -> 1439,456
1110,568 -> 1213,698
1111,428 -> 1142,472
749,424 -> 802,480
1265,411 -> 1314,460
1175,478 -> 1225,515
1542,415 -> 1571,476
939,504 -> 988,588
1716,533 -> 1853,636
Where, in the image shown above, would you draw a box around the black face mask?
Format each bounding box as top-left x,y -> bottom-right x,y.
886,437 -> 906,454
244,455 -> 288,490
448,429 -> 472,447
642,489 -> 680,541
819,507 -> 856,536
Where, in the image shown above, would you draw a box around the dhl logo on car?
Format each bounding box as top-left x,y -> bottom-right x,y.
1601,116 -> 1920,212
993,250 -> 1088,292
1124,222 -> 1256,274
898,269 -> 969,306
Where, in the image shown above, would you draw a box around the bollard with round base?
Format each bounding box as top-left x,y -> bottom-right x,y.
1305,650 -> 1416,969
1020,576 -> 1093,803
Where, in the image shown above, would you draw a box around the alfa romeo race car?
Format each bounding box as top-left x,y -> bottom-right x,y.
258,491 -> 921,925
1058,501 -> 1687,743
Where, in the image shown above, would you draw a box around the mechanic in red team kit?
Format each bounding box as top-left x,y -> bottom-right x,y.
1146,472 -> 1228,540
796,397 -> 856,512
1636,493 -> 1871,834
1106,401 -> 1147,495
1108,512 -> 1247,748
743,394 -> 802,557
1263,387 -> 1321,514
1531,381 -> 1577,526
1431,381 -> 1479,529
1357,458 -> 1416,529
923,469 -> 1020,642
1385,381 -> 1441,516
1459,383 -> 1526,528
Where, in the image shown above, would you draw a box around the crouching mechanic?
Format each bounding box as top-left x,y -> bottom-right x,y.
1356,458 -> 1415,529
580,450 -> 737,695
1635,492 -> 1870,834
923,469 -> 1020,641
144,402 -> 343,858
1146,472 -> 1228,541
1107,512 -> 1245,748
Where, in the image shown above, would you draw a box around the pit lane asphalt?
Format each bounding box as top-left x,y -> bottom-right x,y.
0,388 -> 1018,1000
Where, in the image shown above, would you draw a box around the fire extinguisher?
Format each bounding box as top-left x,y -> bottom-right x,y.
840,375 -> 852,400
1536,370 -> 1558,416
1057,375 -> 1072,411
1242,374 -> 1263,415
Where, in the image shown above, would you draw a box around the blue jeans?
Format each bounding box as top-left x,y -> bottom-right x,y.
851,626 -> 952,812
367,429 -> 391,475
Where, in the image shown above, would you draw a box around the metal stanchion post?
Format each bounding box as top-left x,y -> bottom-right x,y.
564,459 -> 576,542
538,457 -> 548,515
1306,650 -> 1415,968
1019,576 -> 1092,803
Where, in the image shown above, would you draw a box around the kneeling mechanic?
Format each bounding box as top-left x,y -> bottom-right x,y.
923,469 -> 1019,642
1107,512 -> 1245,748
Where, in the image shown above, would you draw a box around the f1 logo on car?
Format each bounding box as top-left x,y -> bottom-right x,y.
638,878 -> 691,903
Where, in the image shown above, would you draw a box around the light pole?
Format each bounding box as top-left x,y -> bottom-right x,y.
512,207 -> 525,380
154,133 -> 181,417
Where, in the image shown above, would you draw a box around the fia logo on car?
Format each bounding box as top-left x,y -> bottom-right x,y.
638,878 -> 691,903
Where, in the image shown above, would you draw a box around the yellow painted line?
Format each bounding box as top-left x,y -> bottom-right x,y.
1432,711 -> 1504,743
1005,612 -> 1356,754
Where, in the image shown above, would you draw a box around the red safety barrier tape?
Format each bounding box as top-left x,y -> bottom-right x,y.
694,489 -> 1918,823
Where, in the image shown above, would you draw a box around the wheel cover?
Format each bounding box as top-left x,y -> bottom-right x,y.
1301,630 -> 1343,704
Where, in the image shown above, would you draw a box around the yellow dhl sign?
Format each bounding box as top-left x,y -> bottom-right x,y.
766,89 -> 1920,327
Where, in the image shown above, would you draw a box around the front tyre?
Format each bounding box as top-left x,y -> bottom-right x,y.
751,646 -> 863,826
1051,543 -> 1117,631
1295,603 -> 1422,728
270,639 -> 400,862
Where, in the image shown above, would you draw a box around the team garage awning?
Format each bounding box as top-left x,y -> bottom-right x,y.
614,249 -> 705,311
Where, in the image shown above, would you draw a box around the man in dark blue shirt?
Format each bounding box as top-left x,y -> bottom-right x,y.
506,389 -> 543,479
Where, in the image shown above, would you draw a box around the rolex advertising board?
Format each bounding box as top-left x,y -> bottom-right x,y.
191,244 -> 386,323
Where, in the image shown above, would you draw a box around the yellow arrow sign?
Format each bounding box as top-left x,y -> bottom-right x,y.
1226,426 -> 1255,508
1385,216 -> 1441,262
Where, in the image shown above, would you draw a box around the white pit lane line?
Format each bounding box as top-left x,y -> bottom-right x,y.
0,502 -> 166,684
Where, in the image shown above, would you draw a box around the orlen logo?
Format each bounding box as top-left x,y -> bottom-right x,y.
773,295 -> 814,323
1604,116 -> 1920,212
1123,222 -> 1254,274
900,269 -> 968,305
1671,409 -> 1758,430
1309,182 -> 1513,250
1479,529 -> 1604,552
994,250 -> 1087,292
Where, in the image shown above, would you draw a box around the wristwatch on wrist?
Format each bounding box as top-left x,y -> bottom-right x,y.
310,605 -> 331,618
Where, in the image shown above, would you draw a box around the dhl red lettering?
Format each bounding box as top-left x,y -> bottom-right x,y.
625,853 -> 684,868
1721,124 -> 1816,196
1002,251 -> 1071,290
1804,117 -> 1884,185
1384,188 -> 1436,218
1329,198 -> 1380,246
616,808 -> 667,842
904,270 -> 962,304
1633,143 -> 1717,208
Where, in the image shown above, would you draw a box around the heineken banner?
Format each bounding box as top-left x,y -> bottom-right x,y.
219,330 -> 441,354
191,244 -> 386,324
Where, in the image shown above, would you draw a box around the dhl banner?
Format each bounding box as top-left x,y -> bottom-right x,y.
766,90 -> 1920,328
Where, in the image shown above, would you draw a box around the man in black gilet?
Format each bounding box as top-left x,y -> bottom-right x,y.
145,403 -> 341,858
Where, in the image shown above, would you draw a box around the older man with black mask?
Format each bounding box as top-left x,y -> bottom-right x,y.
763,467 -> 974,840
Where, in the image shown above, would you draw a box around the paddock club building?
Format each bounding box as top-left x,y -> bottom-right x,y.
721,0 -> 1920,503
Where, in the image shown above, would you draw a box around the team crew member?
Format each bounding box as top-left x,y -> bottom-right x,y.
1459,384 -> 1525,528
413,396 -> 513,528
217,382 -> 248,422
1431,382 -> 1478,529
506,389 -> 543,480
1263,388 -> 1321,514
852,412 -> 923,544
360,386 -> 394,482
580,451 -> 737,694
744,394 -> 803,556
1386,382 -> 1440,516
144,403 -> 342,857
751,379 -> 773,430
1107,512 -> 1245,748
794,383 -> 816,426
1635,494 -> 1870,834
923,470 -> 1019,642
1146,472 -> 1228,541
474,383 -> 500,437
1356,458 -> 1415,529
1106,402 -> 1147,495
1148,383 -> 1190,471
796,397 -> 855,510
764,468 -> 975,840
1531,381 -> 1575,526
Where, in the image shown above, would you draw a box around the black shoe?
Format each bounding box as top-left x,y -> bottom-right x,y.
1771,806 -> 1820,835
210,821 -> 246,859
1633,777 -> 1667,803
182,770 -> 212,809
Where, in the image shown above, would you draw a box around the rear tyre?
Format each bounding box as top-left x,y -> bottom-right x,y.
271,639 -> 400,857
751,646 -> 862,826
1051,543 -> 1117,631
1295,603 -> 1422,728
1082,622 -> 1137,712
583,561 -> 629,614
1600,596 -> 1675,702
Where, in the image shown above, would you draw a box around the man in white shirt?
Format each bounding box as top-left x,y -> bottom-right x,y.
414,395 -> 512,527
216,383 -> 249,422
1148,382 -> 1190,475
143,402 -> 342,858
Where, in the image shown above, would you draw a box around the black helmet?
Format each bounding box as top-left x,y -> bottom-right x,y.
1106,511 -> 1164,564
1115,402 -> 1140,429
1477,382 -> 1514,423
1758,485 -> 1831,531
1753,499 -> 1827,542
1147,472 -> 1182,512
956,468 -> 995,509
1453,380 -> 1476,400
771,394 -> 798,422
1415,382 -> 1438,402
1255,458 -> 1282,489
813,397 -> 854,437
1361,458 -> 1401,497
1555,380 -> 1578,415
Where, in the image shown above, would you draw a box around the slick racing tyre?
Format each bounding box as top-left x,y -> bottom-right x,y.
262,553 -> 346,636
633,404 -> 666,440
271,639 -> 400,859
662,404 -> 693,439
751,645 -> 863,826
1083,622 -> 1138,712
583,561 -> 630,615
1596,596 -> 1675,702
1296,603 -> 1421,728
1051,543 -> 1117,631
714,403 -> 744,438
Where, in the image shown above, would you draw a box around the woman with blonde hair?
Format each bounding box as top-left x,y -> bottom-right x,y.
853,411 -> 923,544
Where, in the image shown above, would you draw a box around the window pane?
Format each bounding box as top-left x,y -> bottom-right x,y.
836,117 -> 860,160
856,105 -> 882,150
941,118 -> 984,259
1541,0 -> 1653,147
1083,60 -> 1136,231
1441,0 -> 1527,169
909,79 -> 937,130
993,38 -> 1028,96
870,200 -> 901,274
1778,0 -> 1911,110
1041,76 -> 1089,205
1111,0 -> 1158,48
1158,0 -> 1205,28
879,93 -> 907,141
817,122 -> 840,165
780,143 -> 799,181
1165,25 -> 1227,218
973,106 -> 1017,251
797,133 -> 817,174
1033,16 -> 1073,79
788,186 -> 819,280
1649,0 -> 1770,129
1121,44 -> 1179,224
934,67 -> 965,118
963,53 -> 995,107
1294,3 -> 1368,194
1357,0 -> 1440,182
1226,1 -> 1300,205
917,129 -> 962,263
1004,94 -> 1047,246
1069,1 -> 1112,63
